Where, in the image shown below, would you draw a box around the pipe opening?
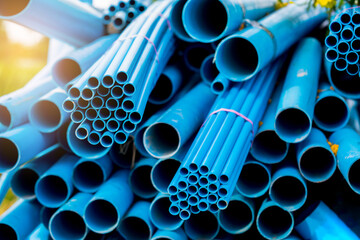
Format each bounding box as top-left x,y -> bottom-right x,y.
119,2 -> 126,8
349,160 -> 360,192
185,45 -> 213,71
129,112 -> 141,123
51,211 -> 87,239
97,85 -> 110,97
188,185 -> 197,195
91,97 -> 104,109
111,86 -> 123,98
124,121 -> 135,132
139,6 -> 145,12
63,100 -> 75,112
183,0 -> 227,41
107,119 -> 119,132
149,74 -> 173,104
0,0 -> 30,17
128,11 -> 135,18
53,59 -> 81,86
76,127 -> 88,139
178,180 -> 187,190
212,81 -> 224,93
151,159 -> 180,193
106,98 -> 119,110
337,42 -> 349,54
340,12 -> 351,24
145,123 -> 180,158
347,64 -> 359,75
36,175 -> 68,207
93,119 -> 105,131
124,84 -> 135,95
31,100 -> 61,131
100,135 -> 113,147
123,100 -> 134,111
185,211 -> 219,239
89,132 -> 101,145
325,35 -> 337,47
130,165 -> 156,198
114,18 -> 123,26
300,147 -> 335,182
114,131 -> 127,144
201,56 -> 219,84
188,174 -> 198,184
11,168 -> 38,199
329,21 -> 341,33
252,130 -> 288,163
109,6 -> 116,12
86,109 -> 98,120
0,138 -> 18,171
73,162 -> 104,192
208,194 -> 217,203
237,162 -> 269,196
85,200 -> 118,232
314,96 -> 348,130
180,210 -> 190,220
346,52 -> 358,64
271,176 -> 306,208
117,72 -> 128,83
178,191 -> 188,200
189,196 -> 198,205
71,111 -> 84,123
99,108 -> 111,119
257,206 -> 292,238
341,29 -> 353,41
0,105 -> 11,127
104,15 -> 110,21
115,109 -> 127,121
0,224 -> 17,240
331,65 -> 360,96
41,207 -> 57,229
209,204 -> 218,213
352,39 -> 360,50
103,76 -> 114,87
209,183 -> 218,192
78,98 -> 89,109
325,49 -> 338,62
82,88 -> 94,100
119,217 -> 151,239
150,196 -> 182,228
275,108 -> 310,142
170,0 -> 193,40
353,13 -> 360,24
198,201 -> 208,211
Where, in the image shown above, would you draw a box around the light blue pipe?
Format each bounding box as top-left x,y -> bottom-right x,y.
217,194 -> 255,234
35,154 -> 79,208
346,51 -> 359,65
71,109 -> 85,123
329,127 -> 360,194
184,211 -> 220,239
334,58 -> 348,71
339,9 -> 352,25
129,158 -> 158,199
29,88 -> 69,133
275,38 -> 321,143
347,63 -> 360,76
40,207 -> 57,230
106,118 -> 120,132
84,170 -> 134,234
88,131 -> 101,145
341,25 -> 355,41
211,74 -> 230,95
256,198 -> 294,240
11,147 -> 64,200
269,165 -> 307,211
314,82 -> 349,132
0,0 -> 104,47
72,155 -> 113,193
337,40 -> 350,54
295,201 -> 359,240
26,224 -> 50,240
100,132 -> 115,148
351,38 -> 360,51
0,170 -> 16,204
325,48 -> 339,62
295,128 -> 336,183
0,75 -> 56,132
0,124 -> 56,172
67,121 -> 110,159
169,0 -> 196,42
251,83 -> 288,164
325,33 -> 338,48
76,120 -> 92,140
85,108 -> 98,121
113,11 -> 127,30
183,0 -> 275,43
236,159 -> 271,198
53,34 -> 118,88
118,201 -> 155,240
99,107 -> 111,120
63,98 -> 76,113
47,38 -> 75,63
149,193 -> 183,230
352,10 -> 360,25
0,200 -> 41,239
329,17 -> 342,33
151,228 -> 187,240
49,192 -> 92,240
143,82 -> 216,158
215,4 -> 326,81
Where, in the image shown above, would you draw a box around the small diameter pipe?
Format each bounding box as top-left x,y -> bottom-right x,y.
84,170 -> 134,234
118,201 -> 155,240
314,82 -> 350,131
295,201 -> 359,240
72,155 -> 113,193
256,198 -> 294,240
149,193 -> 183,231
211,74 -> 230,95
169,0 -> 196,42
35,154 -> 79,208
0,124 -> 56,172
129,158 -> 158,199
200,54 -> 219,85
329,127 -> 360,194
151,228 -> 187,240
49,192 -> 92,240
275,38 -> 322,143
295,128 -> 336,183
217,194 -> 255,234
0,200 -> 41,239
11,147 -> 65,200
183,0 -> 275,43
184,211 -> 220,239
215,4 -> 326,81
236,159 -> 271,198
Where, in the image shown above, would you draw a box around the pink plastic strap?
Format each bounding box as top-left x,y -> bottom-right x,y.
334,6 -> 360,20
159,13 -> 172,30
117,34 -> 159,62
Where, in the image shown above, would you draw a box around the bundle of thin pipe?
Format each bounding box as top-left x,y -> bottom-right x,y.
0,0 -> 359,239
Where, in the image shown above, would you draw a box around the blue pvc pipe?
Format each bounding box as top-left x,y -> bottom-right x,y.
275,38 -> 322,143
109,136 -> 137,168
200,54 -> 219,86
183,0 -> 275,43
49,192 -> 92,240
183,43 -> 213,72
329,17 -> 342,34
149,193 -> 183,231
72,155 -> 113,193
341,25 -> 354,41
256,198 -> 294,240
67,121 -> 110,159
334,58 -> 348,71
337,40 -> 350,54
295,201 -> 359,240
47,38 -> 75,63
118,201 -> 155,240
269,165 -> 307,211
325,48 -> 339,62
143,82 -> 216,158
314,82 -> 350,132
184,211 -> 220,239
236,159 -> 271,198
215,4 -> 326,81
84,170 -> 134,234
251,83 -> 289,164
151,228 -> 187,240
325,33 -> 338,48
169,0 -> 196,42
26,224 -> 49,240
295,128 -> 336,183
217,194 -> 255,234
0,170 -> 16,205
129,158 -> 158,199
0,0 -> 104,47
35,154 -> 79,208
40,207 -> 57,230
11,147 -> 64,200
211,74 -> 230,95
0,124 -> 56,172
329,127 -> 360,194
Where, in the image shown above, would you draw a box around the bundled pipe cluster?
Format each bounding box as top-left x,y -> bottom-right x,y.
0,0 -> 359,239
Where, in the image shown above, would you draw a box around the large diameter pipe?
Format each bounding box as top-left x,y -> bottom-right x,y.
184,211 -> 220,239
0,0 -> 104,47
40,207 -> 57,230
0,124 -> 56,172
26,224 -> 50,240
49,192 -> 92,240
129,158 -> 158,199
0,200 -> 41,240
109,137 -> 138,168
169,0 -> 196,42
84,170 -> 134,234
215,4 -> 326,81
0,170 -> 15,204
295,128 -> 336,183
118,201 -> 155,240
295,201 -> 359,240
329,127 -> 360,194
183,0 -> 275,43
143,82 -> 216,158
35,154 -> 79,208
151,228 -> 187,240
275,38 -> 322,143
